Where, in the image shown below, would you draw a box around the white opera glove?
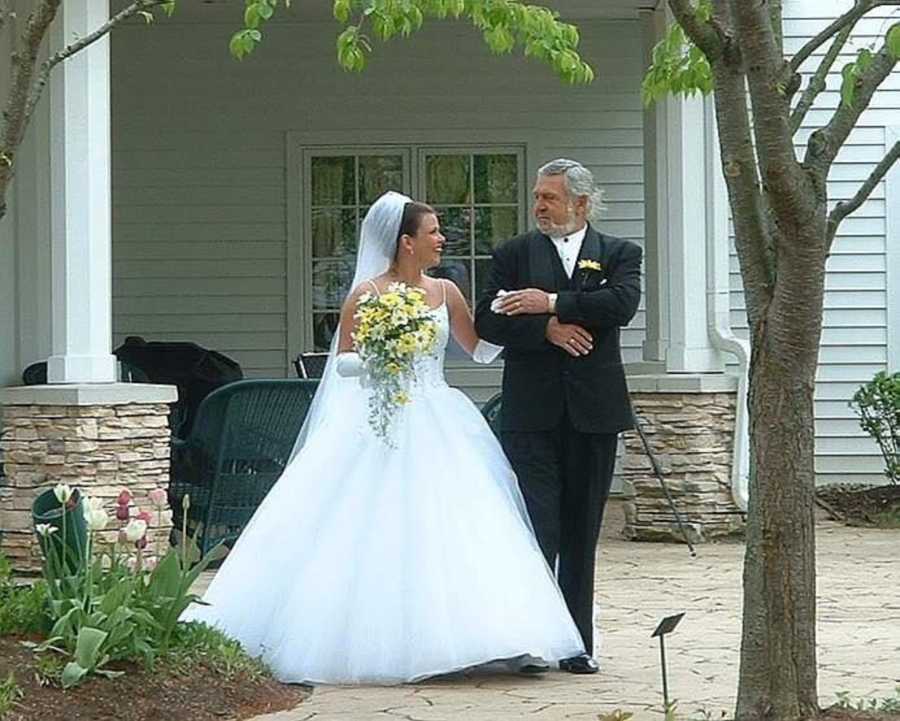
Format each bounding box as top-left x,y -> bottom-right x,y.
472,339 -> 503,364
335,352 -> 365,378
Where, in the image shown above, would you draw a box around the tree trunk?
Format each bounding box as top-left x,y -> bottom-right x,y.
735,226 -> 826,720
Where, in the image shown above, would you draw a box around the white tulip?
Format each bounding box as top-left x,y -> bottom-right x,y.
35,523 -> 57,537
123,519 -> 148,543
82,496 -> 109,532
53,483 -> 73,504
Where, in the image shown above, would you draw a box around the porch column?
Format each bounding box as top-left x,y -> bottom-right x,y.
639,8 -> 724,373
639,9 -> 669,366
46,0 -> 117,383
625,8 -> 744,543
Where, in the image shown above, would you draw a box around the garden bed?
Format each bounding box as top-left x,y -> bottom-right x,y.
0,634 -> 309,721
816,483 -> 900,527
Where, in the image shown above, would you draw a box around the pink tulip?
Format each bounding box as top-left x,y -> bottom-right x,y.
116,504 -> 130,521
136,509 -> 153,525
116,489 -> 132,507
136,536 -> 148,550
148,488 -> 167,507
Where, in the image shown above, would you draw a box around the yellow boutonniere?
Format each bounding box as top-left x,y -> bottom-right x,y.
577,259 -> 603,272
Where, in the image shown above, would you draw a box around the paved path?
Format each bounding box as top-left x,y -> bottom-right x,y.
195,503 -> 900,720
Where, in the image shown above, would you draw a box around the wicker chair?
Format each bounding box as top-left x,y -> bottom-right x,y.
481,392 -> 503,438
292,352 -> 330,379
168,379 -> 319,556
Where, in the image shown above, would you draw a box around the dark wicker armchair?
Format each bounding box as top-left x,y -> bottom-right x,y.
168,379 -> 319,556
292,352 -> 330,379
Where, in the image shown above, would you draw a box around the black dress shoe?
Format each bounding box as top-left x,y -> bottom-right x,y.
559,654 -> 599,674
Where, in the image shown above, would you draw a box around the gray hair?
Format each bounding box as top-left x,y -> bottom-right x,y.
536,158 -> 605,223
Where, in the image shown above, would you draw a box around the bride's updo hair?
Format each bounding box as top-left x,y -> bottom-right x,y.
397,201 -> 436,241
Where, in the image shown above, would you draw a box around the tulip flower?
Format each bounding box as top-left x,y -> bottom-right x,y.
123,519 -> 148,544
82,497 -> 110,532
148,488 -> 167,508
53,483 -> 73,505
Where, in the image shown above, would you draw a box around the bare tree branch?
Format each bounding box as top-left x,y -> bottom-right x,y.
769,0 -> 784,56
710,58 -> 775,330
804,39 -> 898,174
790,22 -> 853,134
826,139 -> 900,247
0,0 -> 63,219
729,0 -> 813,224
21,0 -> 169,137
786,0 -> 900,78
667,0 -> 723,59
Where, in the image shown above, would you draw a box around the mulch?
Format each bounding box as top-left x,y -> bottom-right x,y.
816,483 -> 900,526
0,636 -> 309,721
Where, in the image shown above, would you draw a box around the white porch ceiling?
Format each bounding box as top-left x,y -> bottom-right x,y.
124,0 -> 659,23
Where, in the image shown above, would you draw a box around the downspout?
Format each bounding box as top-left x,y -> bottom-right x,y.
703,97 -> 750,511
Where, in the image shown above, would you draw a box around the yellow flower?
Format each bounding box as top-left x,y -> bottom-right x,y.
393,391 -> 410,405
578,259 -> 603,272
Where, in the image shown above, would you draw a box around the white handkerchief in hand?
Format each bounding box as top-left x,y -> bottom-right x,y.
490,289 -> 510,314
472,339 -> 503,364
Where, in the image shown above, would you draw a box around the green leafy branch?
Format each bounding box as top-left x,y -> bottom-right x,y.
230,0 -> 594,85
840,23 -> 900,107
642,0 -> 713,106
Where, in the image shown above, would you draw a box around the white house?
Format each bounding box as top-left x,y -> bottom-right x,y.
1,0 -> 897,563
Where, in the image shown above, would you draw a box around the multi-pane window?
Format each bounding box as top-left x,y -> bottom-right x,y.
304,147 -> 523,354
308,153 -> 406,350
424,152 -> 520,306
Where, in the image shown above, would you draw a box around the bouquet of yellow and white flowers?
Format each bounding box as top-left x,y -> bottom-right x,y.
353,282 -> 439,441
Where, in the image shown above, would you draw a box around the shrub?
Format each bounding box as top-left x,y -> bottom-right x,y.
851,371 -> 900,484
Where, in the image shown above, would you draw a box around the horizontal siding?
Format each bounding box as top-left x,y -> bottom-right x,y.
111,18 -> 646,380
726,0 -> 898,485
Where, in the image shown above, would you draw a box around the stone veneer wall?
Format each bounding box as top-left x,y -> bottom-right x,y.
622,391 -> 745,543
0,402 -> 174,573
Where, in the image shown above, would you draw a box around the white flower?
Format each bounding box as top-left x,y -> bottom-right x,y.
123,519 -> 148,543
53,484 -> 73,504
35,523 -> 57,537
82,497 -> 109,532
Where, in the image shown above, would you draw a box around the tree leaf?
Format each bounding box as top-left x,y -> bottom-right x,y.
61,662 -> 88,689
73,627 -> 108,671
887,23 -> 900,60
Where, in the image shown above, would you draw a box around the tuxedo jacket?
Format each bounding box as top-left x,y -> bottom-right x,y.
474,225 -> 642,434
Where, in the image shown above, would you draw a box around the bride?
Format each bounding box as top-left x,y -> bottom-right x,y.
181,191 -> 584,684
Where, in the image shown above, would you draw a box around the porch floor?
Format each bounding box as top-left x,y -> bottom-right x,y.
190,501 -> 900,720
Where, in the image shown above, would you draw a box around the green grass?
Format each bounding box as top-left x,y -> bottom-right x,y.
163,622 -> 271,681
0,556 -> 50,638
836,686 -> 900,714
0,673 -> 23,718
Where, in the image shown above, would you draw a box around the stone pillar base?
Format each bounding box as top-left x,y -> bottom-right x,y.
622,374 -> 746,543
0,383 -> 178,573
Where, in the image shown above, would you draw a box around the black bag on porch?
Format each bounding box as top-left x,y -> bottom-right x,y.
113,337 -> 243,438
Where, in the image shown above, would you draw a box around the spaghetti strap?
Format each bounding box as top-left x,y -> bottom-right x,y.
366,280 -> 381,296
441,279 -> 448,305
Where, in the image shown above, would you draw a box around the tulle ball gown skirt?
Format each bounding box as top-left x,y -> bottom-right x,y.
181,384 -> 584,684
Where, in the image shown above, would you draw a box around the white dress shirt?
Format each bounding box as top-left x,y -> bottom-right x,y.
549,224 -> 588,279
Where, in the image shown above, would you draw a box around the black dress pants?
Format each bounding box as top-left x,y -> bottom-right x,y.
502,416 -> 618,653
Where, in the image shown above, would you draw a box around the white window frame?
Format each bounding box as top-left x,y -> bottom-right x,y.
287,132 -> 538,373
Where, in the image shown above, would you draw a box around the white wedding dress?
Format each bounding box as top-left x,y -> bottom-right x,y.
182,298 -> 585,684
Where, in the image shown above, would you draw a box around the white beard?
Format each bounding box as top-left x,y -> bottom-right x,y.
537,209 -> 582,239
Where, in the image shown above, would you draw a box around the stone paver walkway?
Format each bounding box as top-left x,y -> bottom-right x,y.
196,503 -> 900,721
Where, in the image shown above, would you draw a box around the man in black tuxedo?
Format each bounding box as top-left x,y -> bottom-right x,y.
474,158 -> 642,674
